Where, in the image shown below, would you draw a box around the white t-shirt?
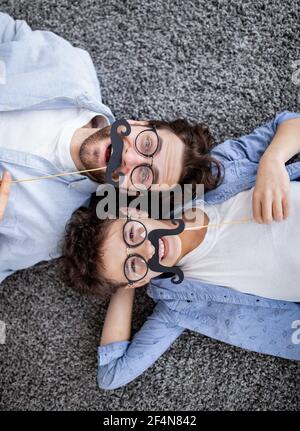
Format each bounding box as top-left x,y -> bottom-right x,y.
0,109 -> 108,171
179,182 -> 300,302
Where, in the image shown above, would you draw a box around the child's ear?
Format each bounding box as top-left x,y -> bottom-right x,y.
124,282 -> 137,290
124,278 -> 149,290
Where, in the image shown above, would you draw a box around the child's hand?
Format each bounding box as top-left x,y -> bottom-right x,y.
0,171 -> 12,221
253,156 -> 290,224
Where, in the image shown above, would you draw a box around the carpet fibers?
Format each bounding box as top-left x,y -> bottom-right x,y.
0,0 -> 299,411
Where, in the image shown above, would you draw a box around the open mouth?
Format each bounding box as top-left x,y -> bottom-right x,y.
158,237 -> 169,261
105,144 -> 112,165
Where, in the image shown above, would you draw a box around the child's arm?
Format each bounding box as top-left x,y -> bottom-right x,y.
264,118 -> 300,163
98,300 -> 185,390
100,288 -> 135,346
211,111 -> 300,224
253,118 -> 300,224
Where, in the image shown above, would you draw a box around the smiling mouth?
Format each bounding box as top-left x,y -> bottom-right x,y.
105,144 -> 112,165
159,237 -> 169,261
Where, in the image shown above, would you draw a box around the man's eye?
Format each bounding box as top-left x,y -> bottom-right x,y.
129,227 -> 134,240
141,137 -> 154,154
144,138 -> 151,149
139,167 -> 150,183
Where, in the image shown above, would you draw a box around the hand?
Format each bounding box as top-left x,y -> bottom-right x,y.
253,156 -> 290,224
0,171 -> 12,221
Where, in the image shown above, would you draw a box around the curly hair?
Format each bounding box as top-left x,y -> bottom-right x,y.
148,118 -> 224,192
61,118 -> 224,298
60,207 -> 127,299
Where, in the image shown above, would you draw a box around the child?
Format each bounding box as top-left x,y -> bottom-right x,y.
62,183 -> 300,390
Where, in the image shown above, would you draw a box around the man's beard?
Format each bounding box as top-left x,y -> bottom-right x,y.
79,126 -> 112,183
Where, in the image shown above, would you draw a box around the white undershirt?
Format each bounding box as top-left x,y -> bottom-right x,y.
179,182 -> 300,302
0,109 -> 108,171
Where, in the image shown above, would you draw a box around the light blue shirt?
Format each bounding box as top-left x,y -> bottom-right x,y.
99,111 -> 300,390
0,12 -> 114,283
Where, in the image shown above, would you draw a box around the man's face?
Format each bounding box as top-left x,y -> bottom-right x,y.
78,120 -> 185,188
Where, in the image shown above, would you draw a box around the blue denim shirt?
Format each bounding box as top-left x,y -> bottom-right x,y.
0,13 -> 114,282
99,111 -> 300,390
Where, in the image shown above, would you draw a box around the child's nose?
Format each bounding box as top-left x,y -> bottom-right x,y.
139,240 -> 155,261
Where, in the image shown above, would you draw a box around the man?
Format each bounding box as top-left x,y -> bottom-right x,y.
1,11 -> 300,285
0,12 -> 116,283
0,12 -> 229,284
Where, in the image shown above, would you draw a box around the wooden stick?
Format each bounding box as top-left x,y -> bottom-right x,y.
4,169 -> 255,229
9,166 -> 106,184
184,217 -> 255,230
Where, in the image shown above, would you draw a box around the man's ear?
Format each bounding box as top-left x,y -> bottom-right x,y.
120,206 -> 149,219
127,119 -> 150,127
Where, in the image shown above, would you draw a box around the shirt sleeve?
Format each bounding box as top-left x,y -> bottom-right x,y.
98,301 -> 185,390
211,111 -> 300,163
0,12 -> 32,43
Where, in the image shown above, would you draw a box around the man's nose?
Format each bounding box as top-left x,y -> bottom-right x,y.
122,142 -> 145,172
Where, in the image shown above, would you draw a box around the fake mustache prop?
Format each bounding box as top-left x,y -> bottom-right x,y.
147,219 -> 185,284
105,118 -> 130,187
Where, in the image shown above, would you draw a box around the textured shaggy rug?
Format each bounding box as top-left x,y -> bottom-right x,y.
0,0 -> 300,411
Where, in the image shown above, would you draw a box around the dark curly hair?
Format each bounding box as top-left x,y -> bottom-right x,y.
60,207 -> 126,299
61,118 -> 224,298
148,118 -> 224,192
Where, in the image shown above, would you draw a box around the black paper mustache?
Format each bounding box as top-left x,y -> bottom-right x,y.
147,219 -> 185,284
105,118 -> 129,187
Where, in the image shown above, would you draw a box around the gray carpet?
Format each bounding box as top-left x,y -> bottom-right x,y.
0,0 -> 300,411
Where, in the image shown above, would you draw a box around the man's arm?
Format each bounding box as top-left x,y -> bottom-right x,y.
0,12 -> 32,43
0,171 -> 11,220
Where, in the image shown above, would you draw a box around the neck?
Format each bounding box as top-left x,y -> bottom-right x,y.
176,208 -> 209,263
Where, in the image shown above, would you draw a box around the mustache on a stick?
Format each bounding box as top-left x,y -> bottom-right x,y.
147,219 -> 185,284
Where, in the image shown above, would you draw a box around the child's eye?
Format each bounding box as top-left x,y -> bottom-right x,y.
131,259 -> 136,273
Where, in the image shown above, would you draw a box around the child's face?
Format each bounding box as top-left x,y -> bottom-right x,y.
102,215 -> 183,288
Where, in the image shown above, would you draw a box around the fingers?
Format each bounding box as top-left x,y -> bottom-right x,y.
0,171 -> 12,221
272,195 -> 284,222
252,191 -> 263,223
261,193 -> 273,224
281,194 -> 290,219
253,191 -> 290,224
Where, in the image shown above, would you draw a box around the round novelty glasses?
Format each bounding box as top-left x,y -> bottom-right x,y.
128,126 -> 160,191
122,219 -> 150,283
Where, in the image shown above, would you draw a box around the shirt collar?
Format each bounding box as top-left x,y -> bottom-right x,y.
68,176 -> 98,194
